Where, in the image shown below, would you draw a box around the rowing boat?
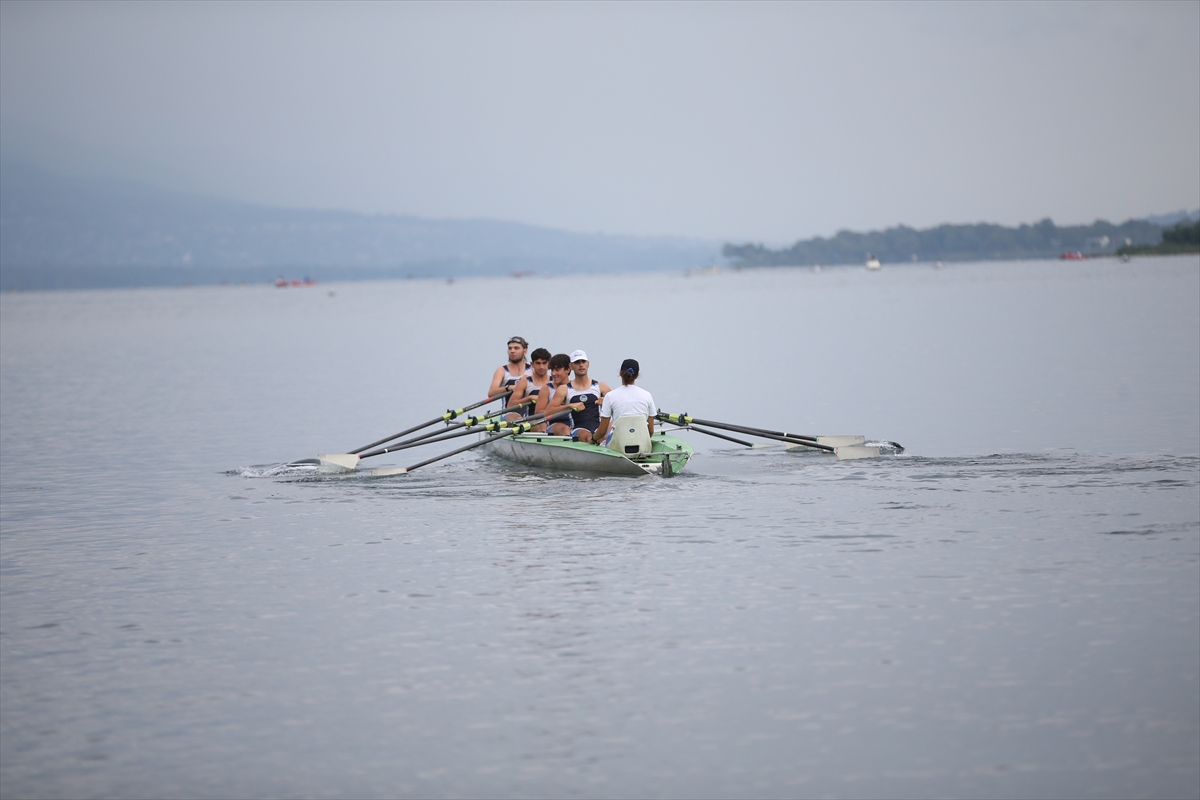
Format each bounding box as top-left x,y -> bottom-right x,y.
485,431 -> 693,476
307,397 -> 897,478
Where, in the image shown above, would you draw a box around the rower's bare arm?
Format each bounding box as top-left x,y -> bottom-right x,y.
544,385 -> 572,417
509,377 -> 529,409
598,381 -> 612,397
488,367 -> 508,398
534,384 -> 551,417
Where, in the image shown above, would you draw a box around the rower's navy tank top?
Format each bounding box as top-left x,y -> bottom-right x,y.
567,380 -> 602,432
501,362 -> 531,390
522,375 -> 548,416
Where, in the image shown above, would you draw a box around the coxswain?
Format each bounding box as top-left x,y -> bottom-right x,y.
488,336 -> 531,399
592,359 -> 656,446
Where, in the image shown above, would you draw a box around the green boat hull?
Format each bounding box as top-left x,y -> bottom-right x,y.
486,432 -> 693,476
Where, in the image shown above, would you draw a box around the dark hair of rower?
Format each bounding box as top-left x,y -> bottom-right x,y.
530,347 -> 551,362
549,353 -> 571,371
619,358 -> 639,385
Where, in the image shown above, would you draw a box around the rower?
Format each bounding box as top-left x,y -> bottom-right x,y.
508,348 -> 551,421
559,350 -> 610,444
593,359 -> 656,446
488,336 -> 531,398
537,353 -> 574,435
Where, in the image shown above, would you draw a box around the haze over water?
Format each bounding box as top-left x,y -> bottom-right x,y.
1,257 -> 1198,798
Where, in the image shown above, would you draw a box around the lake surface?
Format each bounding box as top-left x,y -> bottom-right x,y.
2,257 -> 1198,799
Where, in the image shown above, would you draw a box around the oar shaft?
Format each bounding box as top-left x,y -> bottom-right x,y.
359,408 -> 569,461
689,418 -> 818,442
664,422 -> 754,448
658,414 -> 834,452
730,424 -> 817,442
403,430 -> 516,473
359,426 -> 479,459
349,391 -> 511,454
401,397 -> 536,445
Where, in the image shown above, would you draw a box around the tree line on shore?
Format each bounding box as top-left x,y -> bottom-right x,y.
1116,219 -> 1200,256
723,216 -> 1195,267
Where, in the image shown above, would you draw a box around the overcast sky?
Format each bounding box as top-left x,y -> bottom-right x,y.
1,1 -> 1197,243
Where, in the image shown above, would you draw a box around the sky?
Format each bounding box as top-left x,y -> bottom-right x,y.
1,0 -> 1197,244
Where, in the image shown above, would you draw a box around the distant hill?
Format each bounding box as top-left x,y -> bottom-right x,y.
0,160 -> 719,290
1141,209 -> 1200,228
723,213 -> 1199,269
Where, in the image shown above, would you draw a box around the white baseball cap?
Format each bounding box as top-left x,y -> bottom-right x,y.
569,349 -> 588,362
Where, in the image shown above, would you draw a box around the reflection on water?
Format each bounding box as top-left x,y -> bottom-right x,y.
2,258 -> 1198,798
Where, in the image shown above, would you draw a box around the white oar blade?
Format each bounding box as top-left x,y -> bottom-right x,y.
369,467 -> 408,476
752,442 -> 783,449
816,435 -> 865,447
318,453 -> 360,471
784,442 -> 821,451
835,445 -> 881,461
784,436 -> 864,450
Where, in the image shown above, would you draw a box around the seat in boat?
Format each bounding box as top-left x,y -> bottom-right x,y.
608,415 -> 653,456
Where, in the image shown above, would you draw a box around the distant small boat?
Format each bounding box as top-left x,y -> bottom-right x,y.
865,254 -> 882,270
1059,251 -> 1086,261
275,276 -> 317,287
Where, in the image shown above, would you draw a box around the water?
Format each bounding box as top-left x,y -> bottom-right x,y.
2,257 -> 1197,799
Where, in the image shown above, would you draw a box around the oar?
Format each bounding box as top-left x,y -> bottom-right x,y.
368,412 -> 572,476
658,413 -> 888,460
358,409 -> 569,461
715,421 -> 898,454
357,424 -> 488,458
357,398 -> 541,458
389,396 -> 536,448
351,390 -> 512,453
701,421 -> 864,448
317,391 -> 512,470
370,430 -> 520,476
657,413 -> 834,452
665,415 -> 863,447
660,420 -> 755,447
